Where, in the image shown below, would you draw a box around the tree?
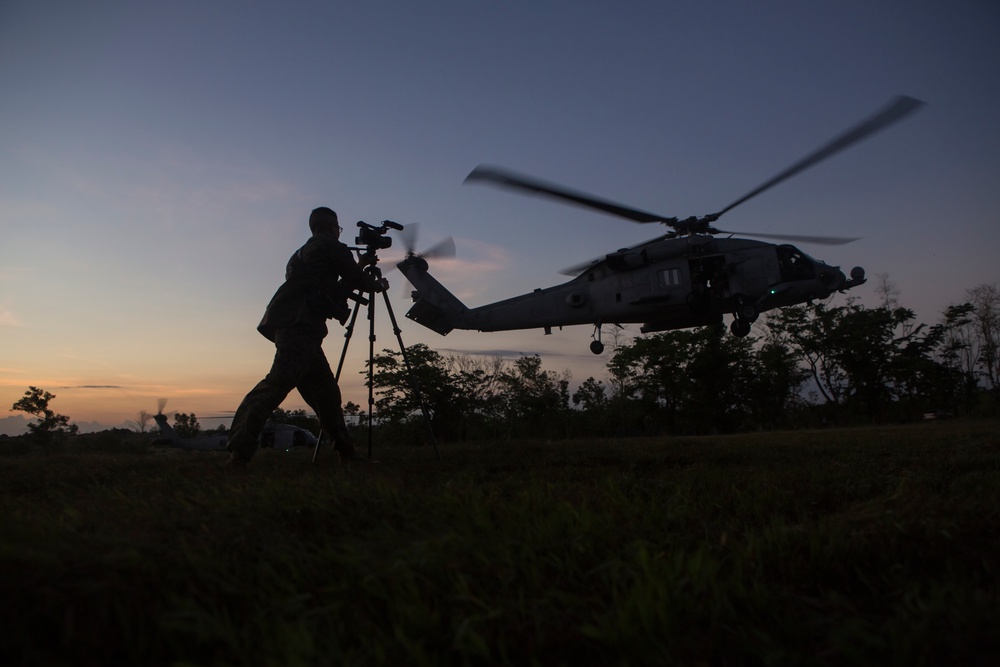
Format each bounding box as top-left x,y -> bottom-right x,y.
128,409 -> 153,433
10,386 -> 79,443
766,302 -> 851,412
682,327 -> 761,433
572,376 -> 608,412
608,326 -> 802,434
748,338 -> 810,429
572,377 -> 618,437
936,303 -> 979,412
269,408 -> 321,434
495,355 -> 570,439
446,353 -> 507,440
369,344 -> 457,442
610,330 -> 697,433
767,294 -> 961,422
967,283 -> 1000,391
172,413 -> 201,438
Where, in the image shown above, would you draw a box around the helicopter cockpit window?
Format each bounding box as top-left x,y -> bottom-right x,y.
776,244 -> 816,281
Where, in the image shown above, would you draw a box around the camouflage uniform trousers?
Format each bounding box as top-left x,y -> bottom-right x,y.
226,325 -> 352,463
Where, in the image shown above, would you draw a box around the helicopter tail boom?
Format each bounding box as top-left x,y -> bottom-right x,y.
397,256 -> 469,335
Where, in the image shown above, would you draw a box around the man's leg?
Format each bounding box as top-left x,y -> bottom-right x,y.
226,327 -> 320,463
296,347 -> 357,459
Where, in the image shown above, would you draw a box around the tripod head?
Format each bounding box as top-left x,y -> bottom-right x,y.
346,220 -> 401,294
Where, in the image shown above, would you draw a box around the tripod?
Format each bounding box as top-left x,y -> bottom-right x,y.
312,248 -> 440,463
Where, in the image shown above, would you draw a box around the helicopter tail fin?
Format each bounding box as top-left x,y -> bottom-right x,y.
150,411 -> 180,445
396,256 -> 468,335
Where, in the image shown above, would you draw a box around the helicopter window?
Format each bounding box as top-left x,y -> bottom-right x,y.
657,268 -> 682,287
776,245 -> 815,281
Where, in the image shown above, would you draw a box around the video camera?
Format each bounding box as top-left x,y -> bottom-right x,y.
356,220 -> 403,251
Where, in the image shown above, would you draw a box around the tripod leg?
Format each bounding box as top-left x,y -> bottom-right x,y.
366,288 -> 376,459
336,297 -> 364,382
314,298 -> 365,464
380,289 -> 441,462
311,429 -> 323,463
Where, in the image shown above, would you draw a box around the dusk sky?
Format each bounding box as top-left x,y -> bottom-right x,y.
2,1 -> 998,434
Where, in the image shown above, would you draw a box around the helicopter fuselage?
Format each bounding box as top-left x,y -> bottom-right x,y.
398,234 -> 865,345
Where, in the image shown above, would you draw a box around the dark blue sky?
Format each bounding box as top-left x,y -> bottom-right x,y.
1,1 -> 997,429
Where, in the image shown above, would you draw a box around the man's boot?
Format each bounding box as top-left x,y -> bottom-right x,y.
333,431 -> 358,463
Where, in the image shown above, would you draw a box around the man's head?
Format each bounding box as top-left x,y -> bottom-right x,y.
309,207 -> 339,236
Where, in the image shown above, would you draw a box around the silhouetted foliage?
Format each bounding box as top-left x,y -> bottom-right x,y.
9,386 -> 78,445
128,409 -> 154,434
172,413 -> 200,439
365,282 -> 997,439
269,408 -> 320,434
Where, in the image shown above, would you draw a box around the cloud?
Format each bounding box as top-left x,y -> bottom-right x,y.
57,384 -> 130,391
0,415 -> 30,437
0,307 -> 23,328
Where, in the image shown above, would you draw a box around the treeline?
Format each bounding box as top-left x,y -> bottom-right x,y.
9,283 -> 997,445
367,283 -> 1000,441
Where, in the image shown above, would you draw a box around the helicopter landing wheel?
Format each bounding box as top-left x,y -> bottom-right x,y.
730,319 -> 752,337
590,322 -> 606,355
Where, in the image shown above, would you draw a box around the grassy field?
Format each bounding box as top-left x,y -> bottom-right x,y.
1,420 -> 998,666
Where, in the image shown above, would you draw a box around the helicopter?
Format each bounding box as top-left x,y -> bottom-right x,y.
397,96 -> 925,354
149,399 -> 318,451
150,400 -> 228,451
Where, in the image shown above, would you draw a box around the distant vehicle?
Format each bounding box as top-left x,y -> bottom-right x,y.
150,409 -> 227,452
922,409 -> 953,421
258,421 -> 318,450
149,400 -> 317,452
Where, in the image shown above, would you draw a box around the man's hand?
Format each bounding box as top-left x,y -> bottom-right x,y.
375,277 -> 390,293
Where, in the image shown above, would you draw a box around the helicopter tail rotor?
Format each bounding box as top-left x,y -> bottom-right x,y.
389,223 -> 456,297
397,223 -> 456,262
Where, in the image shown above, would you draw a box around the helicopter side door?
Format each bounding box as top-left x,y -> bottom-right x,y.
687,254 -> 728,311
617,261 -> 690,306
725,246 -> 780,300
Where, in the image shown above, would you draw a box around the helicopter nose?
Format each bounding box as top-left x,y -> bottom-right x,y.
818,266 -> 847,290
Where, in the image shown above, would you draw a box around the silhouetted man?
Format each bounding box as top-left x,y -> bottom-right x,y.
226,207 -> 386,467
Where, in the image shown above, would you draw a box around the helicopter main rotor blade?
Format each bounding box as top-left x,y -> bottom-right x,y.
466,165 -> 670,224
719,229 -> 860,245
559,258 -> 602,276
711,95 -> 925,219
559,232 -> 676,275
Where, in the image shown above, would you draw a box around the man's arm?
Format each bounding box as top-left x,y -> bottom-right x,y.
332,243 -> 386,293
